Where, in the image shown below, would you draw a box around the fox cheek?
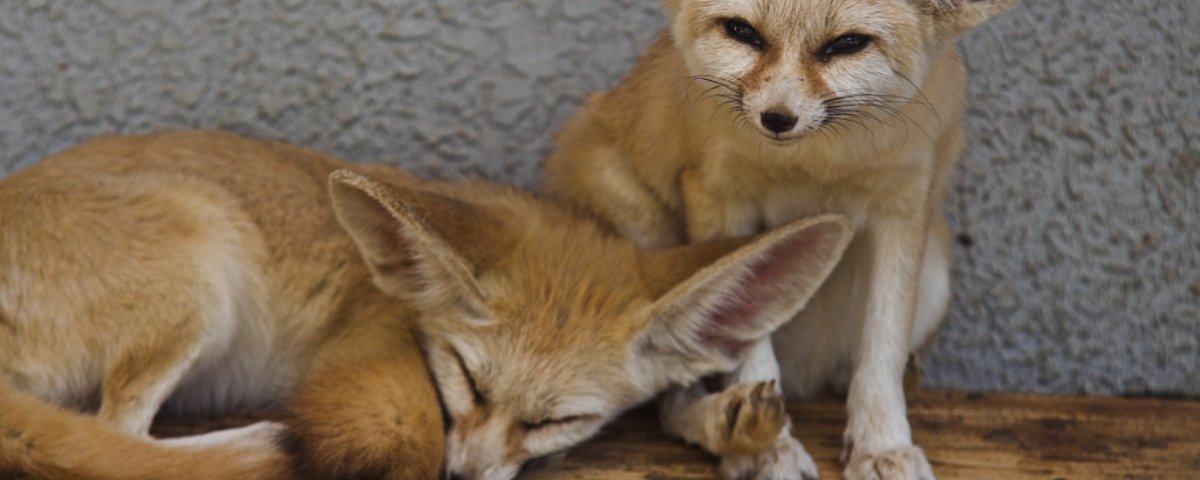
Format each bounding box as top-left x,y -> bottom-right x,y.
443,430 -> 468,475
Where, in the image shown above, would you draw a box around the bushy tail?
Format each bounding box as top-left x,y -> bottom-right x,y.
0,388 -> 290,480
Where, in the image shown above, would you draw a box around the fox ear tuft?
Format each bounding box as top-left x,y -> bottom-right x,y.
635,215 -> 853,380
328,170 -> 504,316
923,0 -> 1019,35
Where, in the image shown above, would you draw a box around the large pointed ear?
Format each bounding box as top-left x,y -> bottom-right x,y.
328,170 -> 512,317
923,0 -> 1019,37
634,215 -> 853,380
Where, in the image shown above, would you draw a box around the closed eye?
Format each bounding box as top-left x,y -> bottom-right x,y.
451,349 -> 485,405
521,414 -> 600,431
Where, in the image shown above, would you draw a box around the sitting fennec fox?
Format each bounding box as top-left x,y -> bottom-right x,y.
0,131 -> 853,480
543,0 -> 1018,478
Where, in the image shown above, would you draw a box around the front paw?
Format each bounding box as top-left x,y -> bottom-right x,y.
711,381 -> 789,456
719,433 -> 819,480
842,445 -> 934,480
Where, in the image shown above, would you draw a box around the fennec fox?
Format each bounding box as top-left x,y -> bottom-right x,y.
0,131 -> 852,479
543,0 -> 1018,478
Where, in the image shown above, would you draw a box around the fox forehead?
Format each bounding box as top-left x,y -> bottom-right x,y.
431,227 -> 651,412
483,227 -> 650,339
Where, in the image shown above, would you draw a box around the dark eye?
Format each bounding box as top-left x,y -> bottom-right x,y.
820,33 -> 871,61
723,19 -> 764,49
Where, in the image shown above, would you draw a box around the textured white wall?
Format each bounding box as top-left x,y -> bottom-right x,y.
0,1 -> 1196,395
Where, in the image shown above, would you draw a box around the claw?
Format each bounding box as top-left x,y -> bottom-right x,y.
725,394 -> 745,440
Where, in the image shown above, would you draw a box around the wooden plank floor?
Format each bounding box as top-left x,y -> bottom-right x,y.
155,391 -> 1200,479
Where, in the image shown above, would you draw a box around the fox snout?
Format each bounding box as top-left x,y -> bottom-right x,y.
444,418 -> 522,480
760,110 -> 800,134
738,71 -> 830,141
744,92 -> 827,141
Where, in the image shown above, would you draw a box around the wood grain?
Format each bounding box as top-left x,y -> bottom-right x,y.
153,392 -> 1200,479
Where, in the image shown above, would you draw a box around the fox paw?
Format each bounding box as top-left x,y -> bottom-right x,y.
711,381 -> 789,456
719,433 -> 819,480
842,445 -> 934,480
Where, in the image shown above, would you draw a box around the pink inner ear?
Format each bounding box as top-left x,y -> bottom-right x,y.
710,293 -> 761,329
700,293 -> 762,358
698,228 -> 822,355
370,223 -> 420,275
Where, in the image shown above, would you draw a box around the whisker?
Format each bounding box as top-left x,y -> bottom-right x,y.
819,88 -> 937,140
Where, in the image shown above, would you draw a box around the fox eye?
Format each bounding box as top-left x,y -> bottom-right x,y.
521,414 -> 596,431
819,33 -> 872,62
723,19 -> 764,49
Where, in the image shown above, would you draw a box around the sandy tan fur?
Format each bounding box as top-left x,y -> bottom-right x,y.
0,132 -> 446,479
543,1 -> 1017,478
0,388 -> 289,480
0,131 -> 853,480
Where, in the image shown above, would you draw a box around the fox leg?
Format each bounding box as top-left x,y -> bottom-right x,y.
665,175 -> 818,478
721,341 -> 819,480
660,348 -> 818,480
95,290 -> 231,439
659,381 -> 786,455
840,216 -> 934,480
97,241 -> 266,445
96,318 -> 286,455
97,338 -> 204,437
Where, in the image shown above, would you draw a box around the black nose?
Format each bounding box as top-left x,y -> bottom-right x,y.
449,474 -> 466,480
760,111 -> 799,134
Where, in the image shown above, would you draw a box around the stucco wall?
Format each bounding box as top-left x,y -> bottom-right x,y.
1,0 -> 1196,396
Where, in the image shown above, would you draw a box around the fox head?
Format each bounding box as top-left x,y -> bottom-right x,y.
328,171 -> 852,480
662,0 -> 1017,143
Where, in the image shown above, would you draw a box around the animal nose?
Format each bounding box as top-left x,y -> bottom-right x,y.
760,111 -> 799,134
448,473 -> 466,480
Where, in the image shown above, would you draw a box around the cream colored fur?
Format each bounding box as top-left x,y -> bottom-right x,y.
543,1 -> 1017,479
0,131 -> 852,480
